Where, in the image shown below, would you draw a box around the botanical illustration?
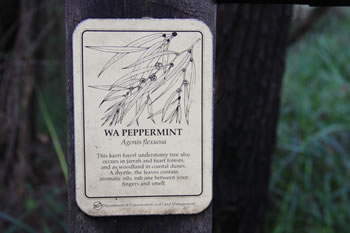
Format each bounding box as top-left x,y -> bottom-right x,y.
86,31 -> 200,127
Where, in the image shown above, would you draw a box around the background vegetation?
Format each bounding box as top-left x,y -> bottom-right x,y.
266,7 -> 350,233
1,4 -> 350,233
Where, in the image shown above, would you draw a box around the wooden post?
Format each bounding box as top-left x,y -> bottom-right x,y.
65,1 -> 216,232
213,4 -> 292,233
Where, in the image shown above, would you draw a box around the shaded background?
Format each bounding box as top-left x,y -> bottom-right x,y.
1,2 -> 350,233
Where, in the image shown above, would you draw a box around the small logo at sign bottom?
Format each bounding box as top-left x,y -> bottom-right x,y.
93,201 -> 103,210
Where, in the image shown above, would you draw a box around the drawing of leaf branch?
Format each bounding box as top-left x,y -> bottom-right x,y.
87,32 -> 200,126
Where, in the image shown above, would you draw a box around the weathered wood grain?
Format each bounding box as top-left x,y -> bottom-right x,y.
213,4 -> 292,233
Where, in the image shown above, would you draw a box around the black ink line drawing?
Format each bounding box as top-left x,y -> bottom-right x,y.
86,32 -> 200,127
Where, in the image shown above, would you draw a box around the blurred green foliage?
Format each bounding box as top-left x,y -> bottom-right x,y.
266,9 -> 350,233
38,88 -> 68,182
0,1 -> 67,232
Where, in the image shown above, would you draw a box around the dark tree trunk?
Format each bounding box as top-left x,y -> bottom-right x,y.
0,0 -> 42,202
65,1 -> 216,233
213,4 -> 292,233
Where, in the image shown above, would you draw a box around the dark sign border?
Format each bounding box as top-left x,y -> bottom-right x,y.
81,30 -> 204,199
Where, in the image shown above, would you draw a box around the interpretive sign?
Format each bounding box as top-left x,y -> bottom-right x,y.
72,19 -> 213,216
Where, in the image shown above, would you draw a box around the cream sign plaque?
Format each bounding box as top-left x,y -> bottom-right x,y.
73,19 -> 213,216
